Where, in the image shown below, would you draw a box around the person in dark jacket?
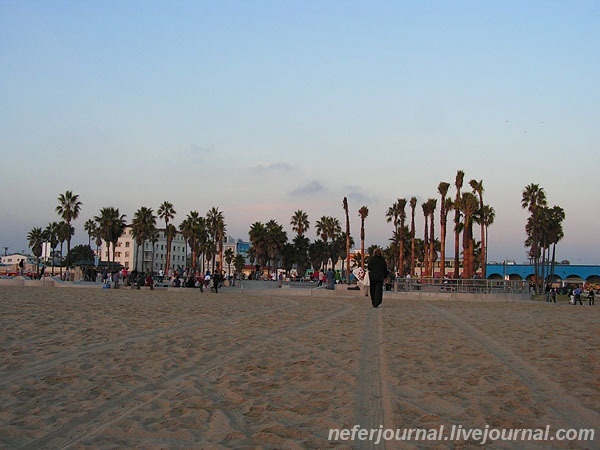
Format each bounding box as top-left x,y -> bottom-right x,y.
368,248 -> 388,308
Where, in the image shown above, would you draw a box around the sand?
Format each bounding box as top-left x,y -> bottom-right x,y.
0,285 -> 598,449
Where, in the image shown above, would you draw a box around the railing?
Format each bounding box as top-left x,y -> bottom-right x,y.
390,278 -> 529,294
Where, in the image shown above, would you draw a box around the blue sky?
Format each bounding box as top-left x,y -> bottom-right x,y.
1,1 -> 599,264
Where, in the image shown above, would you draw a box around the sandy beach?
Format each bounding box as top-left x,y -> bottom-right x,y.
0,285 -> 598,449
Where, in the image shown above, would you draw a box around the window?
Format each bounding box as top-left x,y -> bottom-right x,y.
125,242 -> 130,248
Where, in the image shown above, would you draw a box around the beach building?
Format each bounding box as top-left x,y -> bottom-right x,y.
0,253 -> 37,276
98,226 -> 187,273
98,228 -> 251,276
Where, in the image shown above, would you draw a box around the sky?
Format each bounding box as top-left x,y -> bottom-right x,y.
1,0 -> 599,264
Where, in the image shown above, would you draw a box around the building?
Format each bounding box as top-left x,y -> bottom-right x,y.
99,228 -> 251,276
0,253 -> 37,275
99,226 -> 187,273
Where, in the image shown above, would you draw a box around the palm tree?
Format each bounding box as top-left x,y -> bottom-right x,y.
343,197 -> 351,284
469,179 -> 486,278
56,191 -> 82,268
264,220 -> 287,275
437,182 -> 451,279
545,205 -> 565,282
131,206 -> 157,272
83,219 -> 96,248
409,196 -> 417,277
309,240 -> 329,273
224,248 -> 235,276
94,207 -> 126,270
290,210 -> 310,237
427,198 -> 437,277
453,170 -> 464,278
180,211 -> 204,271
315,216 -> 330,242
249,222 -> 268,275
56,221 -> 71,276
293,234 -> 311,279
358,206 -> 369,270
43,222 -> 60,275
481,205 -> 495,266
164,223 -> 177,274
206,207 -> 225,273
459,192 -> 479,279
396,199 -> 408,276
158,201 -> 176,275
27,227 -> 44,278
421,202 -> 430,277
521,183 -> 547,290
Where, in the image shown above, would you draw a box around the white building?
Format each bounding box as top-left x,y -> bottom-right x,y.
99,228 -> 251,276
99,226 -> 187,273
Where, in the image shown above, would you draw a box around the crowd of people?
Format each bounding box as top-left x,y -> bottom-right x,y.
98,266 -> 236,293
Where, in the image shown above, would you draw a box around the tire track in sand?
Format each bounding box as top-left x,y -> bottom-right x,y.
0,300 -> 298,389
20,300 -> 355,449
355,308 -> 395,450
429,303 -> 600,432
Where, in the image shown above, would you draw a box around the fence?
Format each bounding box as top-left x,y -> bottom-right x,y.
391,278 -> 529,294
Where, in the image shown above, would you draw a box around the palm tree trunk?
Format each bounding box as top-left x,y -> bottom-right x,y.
480,221 -> 486,278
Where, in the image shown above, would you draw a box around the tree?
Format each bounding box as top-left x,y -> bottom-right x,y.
158,201 -> 176,275
409,196 -> 417,277
264,219 -> 287,275
56,221 -> 71,276
521,183 -> 547,290
249,221 -> 268,274
55,191 -> 82,268
164,224 -> 177,274
546,205 -> 565,282
309,240 -> 328,273
234,253 -> 245,276
421,202 -> 429,277
224,247 -> 235,276
453,170 -> 464,277
180,211 -> 205,271
427,198 -> 437,277
27,227 -> 44,278
131,206 -> 157,272
387,199 -> 407,275
458,192 -> 479,279
343,197 -> 351,284
66,244 -> 95,265
43,222 -> 60,275
469,179 -> 486,278
358,206 -> 369,269
437,182 -> 451,279
206,207 -> 226,273
84,219 -> 96,248
481,205 -> 495,268
290,209 -> 311,278
94,207 -> 126,270
293,234 -> 311,279
290,210 -> 310,237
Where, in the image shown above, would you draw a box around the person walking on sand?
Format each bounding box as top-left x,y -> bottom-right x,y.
574,286 -> 583,305
368,248 -> 388,308
588,289 -> 595,306
326,267 -> 335,290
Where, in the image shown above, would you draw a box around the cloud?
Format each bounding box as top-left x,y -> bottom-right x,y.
184,144 -> 214,157
250,161 -> 295,172
289,180 -> 326,196
345,186 -> 377,205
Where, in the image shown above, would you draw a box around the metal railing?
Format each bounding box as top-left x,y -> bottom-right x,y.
390,278 -> 529,294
